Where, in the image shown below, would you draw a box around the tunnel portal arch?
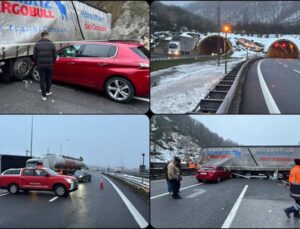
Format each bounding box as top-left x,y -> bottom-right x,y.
196,34 -> 233,55
267,39 -> 299,59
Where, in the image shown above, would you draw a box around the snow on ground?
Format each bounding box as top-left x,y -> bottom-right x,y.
151,58 -> 245,113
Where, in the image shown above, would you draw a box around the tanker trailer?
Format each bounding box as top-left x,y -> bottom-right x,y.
26,154 -> 85,175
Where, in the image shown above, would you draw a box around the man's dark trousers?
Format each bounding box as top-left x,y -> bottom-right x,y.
170,179 -> 180,197
38,67 -> 52,97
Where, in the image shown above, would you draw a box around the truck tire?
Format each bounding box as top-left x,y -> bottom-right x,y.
8,184 -> 19,194
54,184 -> 67,197
13,57 -> 33,80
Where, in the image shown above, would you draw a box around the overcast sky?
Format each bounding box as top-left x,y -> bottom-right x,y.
0,115 -> 149,169
192,115 -> 300,146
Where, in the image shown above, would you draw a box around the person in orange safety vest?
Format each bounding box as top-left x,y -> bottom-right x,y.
284,158 -> 300,218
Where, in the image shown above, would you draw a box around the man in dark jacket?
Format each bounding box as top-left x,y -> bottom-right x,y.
33,31 -> 57,101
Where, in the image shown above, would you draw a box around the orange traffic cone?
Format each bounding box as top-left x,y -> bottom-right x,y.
100,180 -> 104,190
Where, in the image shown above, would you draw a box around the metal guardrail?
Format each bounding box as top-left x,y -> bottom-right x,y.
191,57 -> 263,113
216,57 -> 263,113
104,172 -> 149,193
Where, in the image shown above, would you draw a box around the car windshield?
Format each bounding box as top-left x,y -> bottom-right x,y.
74,171 -> 83,175
200,167 -> 215,171
44,168 -> 58,176
169,43 -> 178,49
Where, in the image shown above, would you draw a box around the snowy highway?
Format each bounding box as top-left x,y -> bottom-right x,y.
240,58 -> 300,114
151,176 -> 298,228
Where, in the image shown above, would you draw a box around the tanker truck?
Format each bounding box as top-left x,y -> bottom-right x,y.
197,146 -> 300,180
0,0 -> 111,82
26,154 -> 85,175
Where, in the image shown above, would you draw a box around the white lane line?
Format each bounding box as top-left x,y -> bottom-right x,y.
284,65 -> 288,68
294,70 -> 300,74
185,189 -> 206,199
151,179 -> 165,184
49,196 -> 59,202
102,175 -> 148,228
151,183 -> 203,200
221,185 -> 248,228
133,97 -> 150,103
257,59 -> 281,114
0,193 -> 9,197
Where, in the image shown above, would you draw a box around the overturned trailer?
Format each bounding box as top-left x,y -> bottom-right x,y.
198,146 -> 300,179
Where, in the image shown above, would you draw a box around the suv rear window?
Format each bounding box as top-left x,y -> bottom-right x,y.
81,44 -> 117,58
3,169 -> 20,175
131,47 -> 149,59
23,169 -> 34,176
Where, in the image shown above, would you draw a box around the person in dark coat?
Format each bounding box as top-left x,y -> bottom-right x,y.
168,156 -> 182,199
33,31 -> 57,101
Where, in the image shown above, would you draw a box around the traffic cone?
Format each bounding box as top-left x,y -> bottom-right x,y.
100,180 -> 104,190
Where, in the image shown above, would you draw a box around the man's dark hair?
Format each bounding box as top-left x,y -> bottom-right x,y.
41,31 -> 49,37
295,158 -> 300,165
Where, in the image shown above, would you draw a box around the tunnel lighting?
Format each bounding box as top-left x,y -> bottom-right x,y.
290,44 -> 294,49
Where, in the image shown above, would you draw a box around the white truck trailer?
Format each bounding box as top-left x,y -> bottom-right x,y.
0,0 -> 111,81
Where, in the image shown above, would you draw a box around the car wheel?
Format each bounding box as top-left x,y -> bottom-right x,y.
54,184 -> 67,197
105,77 -> 134,103
197,179 -> 202,183
13,57 -> 33,80
31,66 -> 40,82
8,184 -> 19,194
216,177 -> 221,183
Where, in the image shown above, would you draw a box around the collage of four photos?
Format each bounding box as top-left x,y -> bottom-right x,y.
1,0 -> 300,228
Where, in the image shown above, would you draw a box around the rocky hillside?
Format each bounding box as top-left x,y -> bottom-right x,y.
150,115 -> 238,162
86,1 -> 149,40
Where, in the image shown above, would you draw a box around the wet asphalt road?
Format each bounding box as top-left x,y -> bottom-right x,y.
0,81 -> 149,114
0,172 -> 149,228
151,176 -> 298,228
240,58 -> 300,114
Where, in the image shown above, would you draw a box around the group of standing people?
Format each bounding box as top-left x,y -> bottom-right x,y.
164,156 -> 182,199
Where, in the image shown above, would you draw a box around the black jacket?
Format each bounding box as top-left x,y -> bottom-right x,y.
33,38 -> 57,68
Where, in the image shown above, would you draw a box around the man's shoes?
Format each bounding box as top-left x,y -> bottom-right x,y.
46,92 -> 52,96
294,213 -> 300,218
173,195 -> 182,199
41,96 -> 47,101
284,208 -> 291,218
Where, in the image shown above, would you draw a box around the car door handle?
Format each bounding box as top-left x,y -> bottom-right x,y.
96,63 -> 108,67
67,62 -> 75,65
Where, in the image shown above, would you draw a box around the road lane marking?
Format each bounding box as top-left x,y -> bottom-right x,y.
294,70 -> 300,74
133,97 -> 150,103
221,185 -> 248,228
102,175 -> 148,228
151,183 -> 203,200
185,189 -> 206,198
0,193 -> 9,197
284,65 -> 288,68
151,179 -> 165,184
49,196 -> 59,202
257,60 -> 281,114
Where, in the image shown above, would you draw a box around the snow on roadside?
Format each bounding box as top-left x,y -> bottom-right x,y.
151,58 -> 245,113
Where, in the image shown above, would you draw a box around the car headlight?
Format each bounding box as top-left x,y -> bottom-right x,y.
79,175 -> 83,178
65,178 -> 73,184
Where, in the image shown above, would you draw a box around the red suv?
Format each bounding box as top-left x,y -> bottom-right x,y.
196,165 -> 232,183
42,41 -> 149,103
0,168 -> 78,197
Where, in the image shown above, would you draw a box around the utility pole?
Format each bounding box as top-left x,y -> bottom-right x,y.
217,1 -> 221,66
30,115 -> 33,157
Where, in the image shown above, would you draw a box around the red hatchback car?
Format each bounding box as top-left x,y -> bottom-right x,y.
196,165 -> 232,183
38,41 -> 149,103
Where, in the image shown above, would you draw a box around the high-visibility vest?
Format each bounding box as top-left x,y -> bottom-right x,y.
289,165 -> 300,200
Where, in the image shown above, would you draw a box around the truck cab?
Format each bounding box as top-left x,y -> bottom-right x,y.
0,167 -> 78,197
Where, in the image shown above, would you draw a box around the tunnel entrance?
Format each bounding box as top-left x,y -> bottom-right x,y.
197,35 -> 232,55
267,39 -> 299,59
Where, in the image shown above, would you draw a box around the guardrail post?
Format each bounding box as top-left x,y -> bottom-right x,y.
2,47 -> 5,59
